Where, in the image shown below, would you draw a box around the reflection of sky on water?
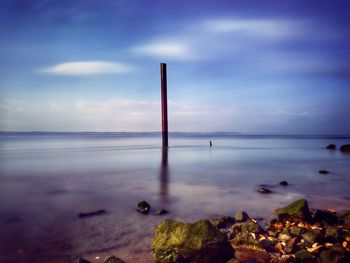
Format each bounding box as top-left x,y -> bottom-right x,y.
0,134 -> 350,262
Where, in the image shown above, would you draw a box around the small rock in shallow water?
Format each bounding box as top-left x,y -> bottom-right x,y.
326,144 -> 336,150
137,200 -> 150,214
77,258 -> 91,263
258,187 -> 272,194
104,255 -> 124,263
319,170 -> 330,174
78,210 -> 106,218
279,181 -> 288,186
340,144 -> 350,152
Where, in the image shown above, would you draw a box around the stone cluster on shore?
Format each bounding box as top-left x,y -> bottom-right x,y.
152,199 -> 350,263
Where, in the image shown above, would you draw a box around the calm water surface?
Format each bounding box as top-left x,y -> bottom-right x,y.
0,133 -> 349,262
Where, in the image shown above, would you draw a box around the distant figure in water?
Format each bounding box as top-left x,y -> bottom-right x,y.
209,140 -> 212,147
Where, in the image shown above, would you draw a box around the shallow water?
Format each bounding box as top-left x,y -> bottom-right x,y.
0,133 -> 349,262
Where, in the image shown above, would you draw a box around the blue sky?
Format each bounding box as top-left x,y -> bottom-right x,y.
0,0 -> 350,134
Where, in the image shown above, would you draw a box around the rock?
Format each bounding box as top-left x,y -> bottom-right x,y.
340,144 -> 350,152
258,187 -> 272,194
324,226 -> 341,243
226,258 -> 239,263
241,219 -> 265,234
319,247 -> 350,263
137,201 -> 150,214
234,245 -> 270,263
275,199 -> 312,222
301,231 -> 322,245
290,226 -> 304,237
313,209 -> 338,225
326,144 -> 336,150
155,209 -> 168,215
235,211 -> 250,222
152,219 -> 234,263
279,181 -> 288,186
319,170 -> 330,174
231,220 -> 265,248
295,249 -> 314,263
337,210 -> 350,227
259,238 -> 275,252
78,210 -> 106,218
104,255 -> 124,263
210,216 -> 235,229
77,258 -> 91,263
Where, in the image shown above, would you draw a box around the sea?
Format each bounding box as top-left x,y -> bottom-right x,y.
0,132 -> 349,262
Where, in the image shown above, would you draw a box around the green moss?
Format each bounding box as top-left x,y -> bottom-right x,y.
152,219 -> 233,263
275,199 -> 312,222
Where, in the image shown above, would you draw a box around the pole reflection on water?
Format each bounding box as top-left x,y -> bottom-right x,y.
159,147 -> 169,204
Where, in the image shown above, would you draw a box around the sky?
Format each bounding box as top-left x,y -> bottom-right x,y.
0,0 -> 350,134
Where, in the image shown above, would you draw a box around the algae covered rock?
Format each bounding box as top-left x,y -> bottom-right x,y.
152,219 -> 234,263
275,199 -> 312,222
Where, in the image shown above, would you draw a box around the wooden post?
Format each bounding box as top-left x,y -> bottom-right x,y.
160,63 -> 168,147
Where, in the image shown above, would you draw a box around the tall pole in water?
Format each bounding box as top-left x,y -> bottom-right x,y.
160,63 -> 168,147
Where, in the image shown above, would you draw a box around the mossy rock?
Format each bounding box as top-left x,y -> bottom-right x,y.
241,220 -> 265,234
290,226 -> 304,237
210,216 -> 235,229
319,247 -> 350,263
301,230 -> 322,245
324,226 -> 341,243
275,199 -> 312,222
235,211 -> 250,222
295,249 -> 314,263
152,219 -> 234,263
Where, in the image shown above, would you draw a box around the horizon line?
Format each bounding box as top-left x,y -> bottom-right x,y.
1,131 -> 350,137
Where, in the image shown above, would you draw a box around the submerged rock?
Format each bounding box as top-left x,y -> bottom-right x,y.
340,144 -> 350,152
275,199 -> 312,222
152,219 -> 234,263
78,210 -> 106,218
326,144 -> 336,150
154,209 -> 168,215
104,255 -> 124,263
279,181 -> 288,186
77,258 -> 91,263
137,201 -> 151,214
258,187 -> 272,194
319,170 -> 330,174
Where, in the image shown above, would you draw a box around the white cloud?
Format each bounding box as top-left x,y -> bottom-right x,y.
131,41 -> 196,60
40,61 -> 134,75
202,18 -> 299,39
